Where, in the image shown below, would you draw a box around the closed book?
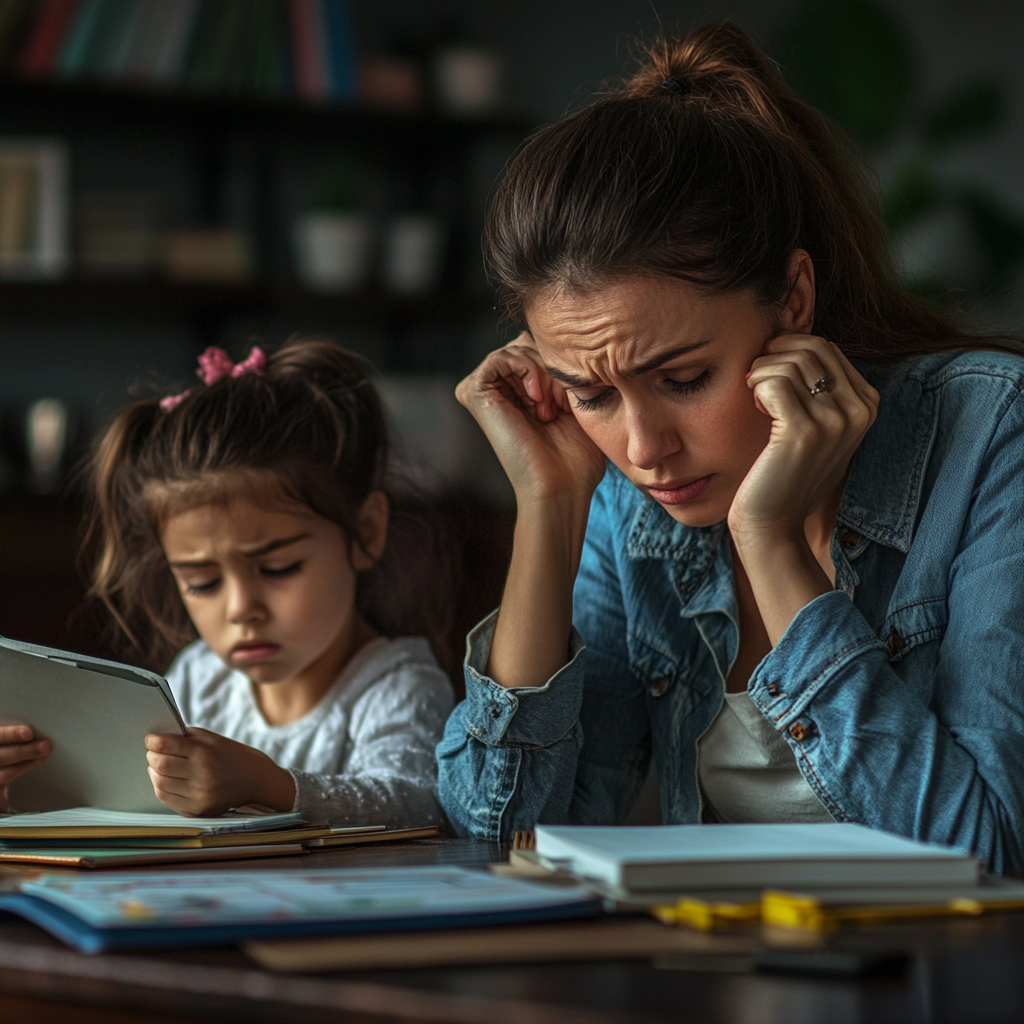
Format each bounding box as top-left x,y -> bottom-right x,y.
145,0 -> 202,82
321,0 -> 354,99
17,0 -> 79,74
307,825 -> 441,848
0,807 -> 308,839
102,0 -> 145,76
533,824 -> 979,892
0,821 -> 331,847
0,842 -> 305,868
288,0 -> 326,100
55,0 -> 106,76
79,0 -> 136,77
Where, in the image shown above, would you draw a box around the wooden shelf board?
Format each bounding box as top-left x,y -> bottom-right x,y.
0,76 -> 538,141
0,279 -> 497,320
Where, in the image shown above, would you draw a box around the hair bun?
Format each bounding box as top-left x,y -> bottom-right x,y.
622,23 -> 789,127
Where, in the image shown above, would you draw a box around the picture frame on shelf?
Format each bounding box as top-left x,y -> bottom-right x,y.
0,138 -> 69,281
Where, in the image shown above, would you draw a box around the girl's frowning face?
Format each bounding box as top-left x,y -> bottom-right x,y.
159,494 -> 386,690
526,271 -> 813,526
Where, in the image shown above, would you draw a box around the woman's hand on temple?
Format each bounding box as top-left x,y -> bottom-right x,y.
728,335 -> 879,646
145,728 -> 295,817
458,336 -> 605,688
0,724 -> 50,813
728,335 -> 879,544
456,334 -> 606,507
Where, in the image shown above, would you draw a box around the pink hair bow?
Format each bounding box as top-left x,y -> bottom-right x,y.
160,346 -> 266,411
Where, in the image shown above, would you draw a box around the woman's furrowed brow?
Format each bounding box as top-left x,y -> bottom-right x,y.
544,340 -> 713,386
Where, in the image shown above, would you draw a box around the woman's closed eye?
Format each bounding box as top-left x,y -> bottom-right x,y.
571,368 -> 714,412
665,368 -> 713,396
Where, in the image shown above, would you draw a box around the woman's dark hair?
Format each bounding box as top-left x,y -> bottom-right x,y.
485,22 -> 1018,359
86,339 -> 452,673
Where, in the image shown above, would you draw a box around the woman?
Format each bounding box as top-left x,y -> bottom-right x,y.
437,24 -> 1024,873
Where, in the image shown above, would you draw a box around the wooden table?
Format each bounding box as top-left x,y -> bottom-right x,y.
2,837 -> 1022,1024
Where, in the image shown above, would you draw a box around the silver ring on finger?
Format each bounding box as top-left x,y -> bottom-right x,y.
809,374 -> 835,396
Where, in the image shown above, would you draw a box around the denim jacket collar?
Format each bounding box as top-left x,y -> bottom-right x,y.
837,363 -> 938,555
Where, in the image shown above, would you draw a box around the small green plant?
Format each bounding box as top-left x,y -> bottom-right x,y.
318,154 -> 360,213
777,0 -> 1024,305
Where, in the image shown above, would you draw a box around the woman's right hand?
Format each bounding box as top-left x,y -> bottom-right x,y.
0,725 -> 50,812
456,334 -> 606,505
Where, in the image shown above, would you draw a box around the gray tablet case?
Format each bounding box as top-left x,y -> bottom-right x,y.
0,637 -> 186,813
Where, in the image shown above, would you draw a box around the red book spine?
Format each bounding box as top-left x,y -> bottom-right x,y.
288,0 -> 324,100
19,0 -> 80,75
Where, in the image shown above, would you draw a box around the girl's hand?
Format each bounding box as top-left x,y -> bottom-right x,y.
728,335 -> 879,543
145,728 -> 295,817
0,725 -> 51,812
456,334 -> 606,507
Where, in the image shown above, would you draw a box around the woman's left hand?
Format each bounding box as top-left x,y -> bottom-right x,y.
145,728 -> 296,817
727,334 -> 879,544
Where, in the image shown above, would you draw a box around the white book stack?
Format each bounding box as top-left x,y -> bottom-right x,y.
533,823 -> 979,894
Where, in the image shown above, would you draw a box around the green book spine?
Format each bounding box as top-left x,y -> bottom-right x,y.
56,0 -> 107,75
81,0 -> 137,77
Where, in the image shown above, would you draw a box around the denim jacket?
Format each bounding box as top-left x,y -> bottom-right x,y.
437,349 -> 1024,873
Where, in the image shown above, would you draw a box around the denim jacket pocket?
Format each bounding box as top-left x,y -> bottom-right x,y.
881,597 -> 947,663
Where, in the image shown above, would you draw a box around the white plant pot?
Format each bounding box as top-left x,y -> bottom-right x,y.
433,48 -> 502,114
383,215 -> 445,295
292,212 -> 372,292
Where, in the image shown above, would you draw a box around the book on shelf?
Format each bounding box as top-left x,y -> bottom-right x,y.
17,0 -> 79,75
533,823 -> 980,892
3,0 -> 360,105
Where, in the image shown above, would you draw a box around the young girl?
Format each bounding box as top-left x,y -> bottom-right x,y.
438,24 -> 1024,873
1,340 -> 453,826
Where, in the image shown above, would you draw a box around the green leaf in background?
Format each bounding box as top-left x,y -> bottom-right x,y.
778,0 -> 917,147
923,80 -> 1007,149
882,156 -> 939,232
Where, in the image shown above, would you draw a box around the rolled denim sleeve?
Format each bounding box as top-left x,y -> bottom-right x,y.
436,609 -> 587,840
749,390 -> 1024,875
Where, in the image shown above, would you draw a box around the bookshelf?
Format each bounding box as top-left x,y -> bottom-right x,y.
1,76 -> 532,355
0,9 -> 527,672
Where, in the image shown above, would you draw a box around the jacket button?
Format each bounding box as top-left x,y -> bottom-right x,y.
886,626 -> 903,657
789,722 -> 809,742
766,681 -> 782,697
843,531 -> 863,549
650,676 -> 671,697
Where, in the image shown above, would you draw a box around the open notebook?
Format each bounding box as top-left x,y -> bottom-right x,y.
0,636 -> 185,813
0,866 -> 601,952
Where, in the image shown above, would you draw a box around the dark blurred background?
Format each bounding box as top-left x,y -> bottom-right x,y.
0,0 -> 1021,684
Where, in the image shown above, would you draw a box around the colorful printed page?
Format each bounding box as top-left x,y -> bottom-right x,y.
21,867 -> 597,929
